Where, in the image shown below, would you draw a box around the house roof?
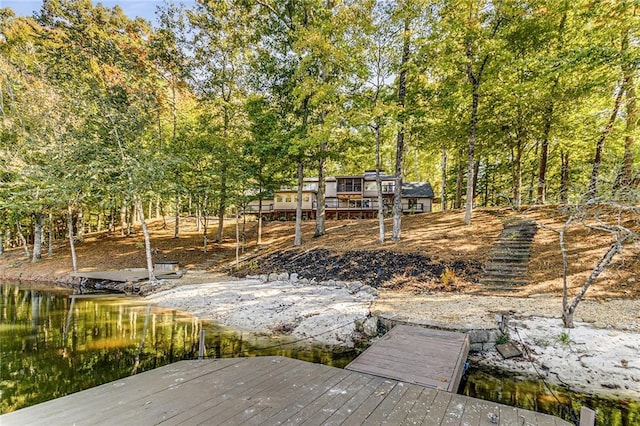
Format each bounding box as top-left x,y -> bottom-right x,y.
402,182 -> 434,198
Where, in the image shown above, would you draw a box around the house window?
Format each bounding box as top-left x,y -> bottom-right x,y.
382,183 -> 395,193
364,181 -> 377,192
337,178 -> 362,193
276,195 -> 284,202
303,195 -> 310,202
285,195 -> 292,203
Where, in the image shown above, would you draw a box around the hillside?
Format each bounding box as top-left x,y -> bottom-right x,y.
0,207 -> 638,299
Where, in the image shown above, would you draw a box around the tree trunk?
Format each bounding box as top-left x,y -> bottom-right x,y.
16,222 -> 29,259
464,86 -> 479,224
455,161 -> 463,209
0,225 -> 4,256
235,208 -> 240,266
257,197 -> 263,245
135,197 -> 156,283
216,169 -> 227,243
294,161 -> 304,246
562,228 -> 629,328
202,195 -> 208,253
513,140 -> 523,210
441,148 -> 447,212
588,83 -> 624,200
537,99 -> 554,204
619,58 -> 637,189
392,18 -> 410,243
32,212 -> 44,263
560,151 -> 570,204
375,123 -> 385,243
173,194 -> 180,238
472,159 -> 480,200
314,141 -> 326,238
67,205 -> 78,273
76,205 -> 84,242
48,212 -> 53,257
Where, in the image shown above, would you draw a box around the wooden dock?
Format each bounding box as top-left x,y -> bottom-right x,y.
0,356 -> 571,425
346,325 -> 469,393
72,268 -> 184,283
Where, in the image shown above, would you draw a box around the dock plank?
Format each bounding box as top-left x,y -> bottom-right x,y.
346,325 -> 469,393
0,357 -> 573,426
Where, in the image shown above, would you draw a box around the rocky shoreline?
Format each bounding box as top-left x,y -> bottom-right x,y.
143,271 -> 640,401
3,268 -> 638,401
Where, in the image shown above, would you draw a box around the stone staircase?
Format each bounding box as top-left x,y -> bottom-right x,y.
479,219 -> 538,291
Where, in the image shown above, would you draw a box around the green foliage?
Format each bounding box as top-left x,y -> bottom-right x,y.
0,0 -> 638,246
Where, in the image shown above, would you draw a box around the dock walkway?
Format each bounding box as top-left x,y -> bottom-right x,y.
346,325 -> 469,393
0,357 -> 571,425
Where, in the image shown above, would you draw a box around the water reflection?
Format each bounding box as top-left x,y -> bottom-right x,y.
0,283 -> 355,414
462,367 -> 640,426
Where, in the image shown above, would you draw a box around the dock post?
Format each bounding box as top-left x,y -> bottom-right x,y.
579,407 -> 596,426
198,328 -> 206,360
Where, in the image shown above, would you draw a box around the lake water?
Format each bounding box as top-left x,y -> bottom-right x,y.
1,283 -> 637,425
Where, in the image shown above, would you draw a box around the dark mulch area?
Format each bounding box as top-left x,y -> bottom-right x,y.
233,249 -> 483,289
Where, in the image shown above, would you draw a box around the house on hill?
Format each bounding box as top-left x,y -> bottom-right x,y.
245,171 -> 434,220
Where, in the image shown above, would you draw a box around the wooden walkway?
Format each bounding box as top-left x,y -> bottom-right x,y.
72,268 -> 184,283
346,325 -> 469,393
0,357 -> 571,426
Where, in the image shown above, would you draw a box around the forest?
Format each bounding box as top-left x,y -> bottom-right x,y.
0,0 -> 638,263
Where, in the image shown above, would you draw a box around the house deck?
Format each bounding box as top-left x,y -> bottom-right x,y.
0,357 -> 571,425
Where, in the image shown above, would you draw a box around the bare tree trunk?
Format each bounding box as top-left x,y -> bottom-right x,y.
120,201 -> 127,237
537,100 -> 554,204
560,151 -> 570,204
588,84 -> 624,200
135,197 -> 156,283
76,205 -> 84,242
174,194 -> 180,238
472,159 -> 480,200
235,208 -> 240,266
202,195 -> 208,253
16,222 -> 29,259
48,212 -> 53,257
392,18 -> 410,243
0,225 -> 4,256
257,197 -> 263,245
32,212 -> 44,263
315,141 -> 327,238
455,161 -> 463,209
216,170 -> 227,243
67,205 -> 78,273
512,141 -> 523,210
294,161 -> 304,246
619,57 -> 637,189
375,123 -> 385,243
561,220 -> 631,328
464,85 -> 479,224
441,148 -> 447,212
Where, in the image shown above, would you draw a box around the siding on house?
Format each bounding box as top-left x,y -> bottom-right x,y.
244,171 -> 434,219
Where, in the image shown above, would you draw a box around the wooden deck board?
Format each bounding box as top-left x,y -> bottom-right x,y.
0,357 -> 573,426
346,325 -> 470,393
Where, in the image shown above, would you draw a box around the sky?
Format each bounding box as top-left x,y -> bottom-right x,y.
0,0 -> 197,26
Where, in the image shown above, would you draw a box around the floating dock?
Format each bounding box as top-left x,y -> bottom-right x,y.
0,356 -> 571,425
346,325 -> 470,393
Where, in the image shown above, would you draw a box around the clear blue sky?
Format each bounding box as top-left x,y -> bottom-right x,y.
0,0 -> 196,26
